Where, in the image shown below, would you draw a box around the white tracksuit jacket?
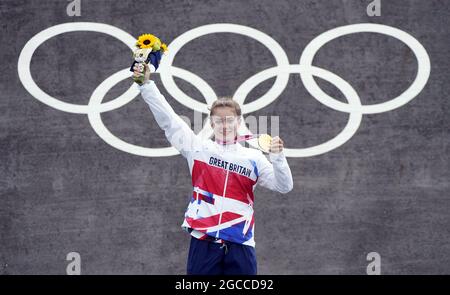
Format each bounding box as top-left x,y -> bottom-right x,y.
139,80 -> 293,247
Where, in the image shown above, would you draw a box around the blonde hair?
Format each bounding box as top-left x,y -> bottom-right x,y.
208,96 -> 242,117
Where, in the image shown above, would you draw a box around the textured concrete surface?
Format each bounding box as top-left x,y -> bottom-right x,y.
0,0 -> 449,274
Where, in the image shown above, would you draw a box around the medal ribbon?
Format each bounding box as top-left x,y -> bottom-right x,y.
215,134 -> 261,145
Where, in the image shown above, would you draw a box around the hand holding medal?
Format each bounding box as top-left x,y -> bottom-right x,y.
267,136 -> 284,154
257,134 -> 284,154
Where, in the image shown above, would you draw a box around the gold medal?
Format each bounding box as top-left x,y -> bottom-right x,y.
257,134 -> 272,153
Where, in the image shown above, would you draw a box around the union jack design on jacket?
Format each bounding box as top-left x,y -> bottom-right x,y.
139,81 -> 294,248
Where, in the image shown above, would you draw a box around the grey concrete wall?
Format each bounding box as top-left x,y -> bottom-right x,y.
1,0 -> 449,274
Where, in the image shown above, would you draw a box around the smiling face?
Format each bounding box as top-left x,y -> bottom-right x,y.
210,106 -> 241,142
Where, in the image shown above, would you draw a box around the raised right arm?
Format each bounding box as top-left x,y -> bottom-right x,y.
138,80 -> 202,158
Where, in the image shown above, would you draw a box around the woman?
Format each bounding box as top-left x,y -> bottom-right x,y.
133,64 -> 293,275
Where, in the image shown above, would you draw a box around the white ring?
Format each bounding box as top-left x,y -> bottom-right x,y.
238,65 -> 363,157
87,70 -> 214,157
299,23 -> 431,114
17,22 -> 137,114
159,23 -> 290,114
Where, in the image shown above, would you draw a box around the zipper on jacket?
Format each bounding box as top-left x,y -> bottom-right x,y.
215,169 -> 230,238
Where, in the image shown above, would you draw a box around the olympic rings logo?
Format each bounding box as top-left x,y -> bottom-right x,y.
18,22 -> 430,157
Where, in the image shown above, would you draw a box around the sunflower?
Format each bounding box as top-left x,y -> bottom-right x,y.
136,33 -> 157,49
